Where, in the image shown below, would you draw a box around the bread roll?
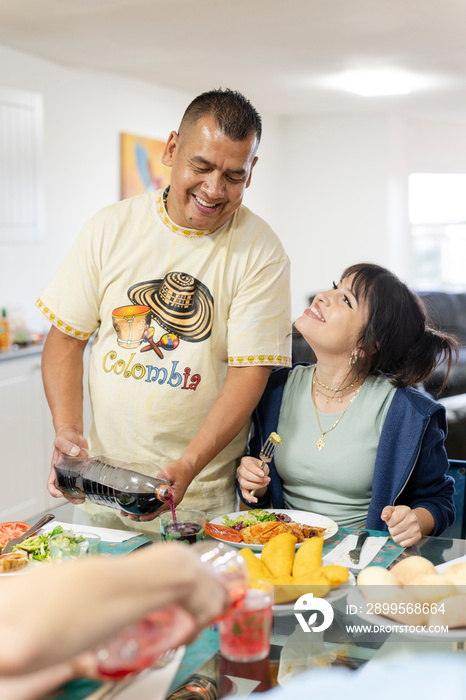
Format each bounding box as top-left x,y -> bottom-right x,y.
357,566 -> 426,625
357,566 -> 398,586
441,561 -> 466,586
390,556 -> 437,585
428,594 -> 466,629
407,574 -> 457,604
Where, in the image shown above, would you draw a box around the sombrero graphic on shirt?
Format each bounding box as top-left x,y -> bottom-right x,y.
127,271 -> 214,343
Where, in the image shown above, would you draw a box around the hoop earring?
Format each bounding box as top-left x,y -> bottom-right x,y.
349,352 -> 358,366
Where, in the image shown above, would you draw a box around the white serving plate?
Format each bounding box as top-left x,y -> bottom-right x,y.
209,509 -> 338,552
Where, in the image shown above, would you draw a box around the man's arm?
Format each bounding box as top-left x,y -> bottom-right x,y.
152,365 -> 272,513
41,325 -> 89,497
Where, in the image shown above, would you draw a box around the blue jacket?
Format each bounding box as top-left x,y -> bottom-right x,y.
240,365 -> 455,535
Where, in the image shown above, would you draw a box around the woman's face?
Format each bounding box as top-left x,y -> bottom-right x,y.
295,274 -> 369,362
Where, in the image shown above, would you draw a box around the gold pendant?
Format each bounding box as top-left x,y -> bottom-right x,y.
316,436 -> 325,450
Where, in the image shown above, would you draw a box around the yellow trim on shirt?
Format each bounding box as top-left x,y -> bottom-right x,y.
229,354 -> 291,367
36,299 -> 91,340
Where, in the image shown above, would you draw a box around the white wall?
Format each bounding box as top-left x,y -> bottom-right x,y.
3,43 -> 466,333
0,44 -> 282,331
277,114 -> 394,320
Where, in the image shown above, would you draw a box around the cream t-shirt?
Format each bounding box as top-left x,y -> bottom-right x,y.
38,189 -> 291,519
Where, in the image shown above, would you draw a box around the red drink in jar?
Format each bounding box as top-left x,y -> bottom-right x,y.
219,581 -> 273,662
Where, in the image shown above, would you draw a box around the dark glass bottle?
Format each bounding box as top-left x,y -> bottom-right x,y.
53,452 -> 172,515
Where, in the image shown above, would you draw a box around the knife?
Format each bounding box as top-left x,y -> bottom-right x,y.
2,514 -> 56,554
348,530 -> 370,565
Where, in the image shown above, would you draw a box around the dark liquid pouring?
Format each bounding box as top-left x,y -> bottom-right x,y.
54,465 -> 169,515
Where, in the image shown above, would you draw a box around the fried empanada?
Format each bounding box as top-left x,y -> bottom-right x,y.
240,547 -> 273,580
292,536 -> 324,578
261,532 -> 297,577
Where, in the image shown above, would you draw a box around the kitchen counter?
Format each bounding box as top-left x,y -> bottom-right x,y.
0,344 -> 44,361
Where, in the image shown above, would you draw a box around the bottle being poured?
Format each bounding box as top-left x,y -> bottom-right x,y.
53,451 -> 173,516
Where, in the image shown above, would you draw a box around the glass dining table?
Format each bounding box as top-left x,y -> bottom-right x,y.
18,502 -> 466,699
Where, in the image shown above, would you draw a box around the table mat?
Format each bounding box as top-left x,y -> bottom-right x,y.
100,535 -> 152,556
168,629 -> 219,694
323,527 -> 405,574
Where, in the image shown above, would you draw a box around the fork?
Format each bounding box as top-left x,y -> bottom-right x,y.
250,432 -> 282,497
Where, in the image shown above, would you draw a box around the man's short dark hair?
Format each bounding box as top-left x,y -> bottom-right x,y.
180,88 -> 262,143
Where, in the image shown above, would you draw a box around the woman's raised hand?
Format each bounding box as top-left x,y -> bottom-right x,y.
237,456 -> 271,503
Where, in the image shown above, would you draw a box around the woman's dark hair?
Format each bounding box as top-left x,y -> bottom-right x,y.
342,263 -> 458,391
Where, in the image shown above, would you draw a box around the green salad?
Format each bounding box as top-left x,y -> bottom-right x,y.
222,509 -> 278,529
12,526 -> 85,563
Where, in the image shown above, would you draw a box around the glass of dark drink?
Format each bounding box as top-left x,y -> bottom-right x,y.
159,508 -> 206,545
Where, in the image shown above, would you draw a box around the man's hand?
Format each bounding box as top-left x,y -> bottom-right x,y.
48,428 -> 89,501
237,456 -> 270,503
121,458 -> 194,522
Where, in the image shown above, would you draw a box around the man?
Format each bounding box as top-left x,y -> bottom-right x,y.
38,88 -> 291,524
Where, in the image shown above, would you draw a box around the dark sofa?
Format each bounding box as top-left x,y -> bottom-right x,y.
292,289 -> 466,460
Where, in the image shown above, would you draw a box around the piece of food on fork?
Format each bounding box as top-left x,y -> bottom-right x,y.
251,432 -> 282,497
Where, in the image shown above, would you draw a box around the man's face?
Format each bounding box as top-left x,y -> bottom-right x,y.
161,114 -> 258,231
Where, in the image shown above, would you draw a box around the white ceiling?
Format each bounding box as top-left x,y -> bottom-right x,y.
1,0 -> 466,119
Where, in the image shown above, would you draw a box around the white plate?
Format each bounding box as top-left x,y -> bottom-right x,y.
346,587 -> 466,640
209,509 -> 338,551
273,571 -> 355,616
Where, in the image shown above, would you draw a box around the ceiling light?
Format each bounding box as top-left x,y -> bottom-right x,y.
341,69 -> 413,97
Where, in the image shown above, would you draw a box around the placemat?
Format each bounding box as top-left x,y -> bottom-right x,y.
322,527 -> 405,574
100,535 -> 152,556
168,629 -> 220,694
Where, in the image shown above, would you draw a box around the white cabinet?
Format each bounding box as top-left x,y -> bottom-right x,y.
0,349 -> 63,520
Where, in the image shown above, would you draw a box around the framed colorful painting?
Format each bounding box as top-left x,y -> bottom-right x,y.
120,132 -> 171,199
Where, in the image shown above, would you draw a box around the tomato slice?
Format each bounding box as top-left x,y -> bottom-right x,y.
0,521 -> 31,547
205,523 -> 242,543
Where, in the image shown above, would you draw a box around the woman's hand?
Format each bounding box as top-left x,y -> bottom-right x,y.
381,505 -> 422,547
236,456 -> 271,504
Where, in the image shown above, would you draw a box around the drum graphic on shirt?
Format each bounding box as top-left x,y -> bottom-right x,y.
111,305 -> 152,348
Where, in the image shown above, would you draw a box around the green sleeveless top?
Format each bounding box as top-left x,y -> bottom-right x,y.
274,365 -> 396,528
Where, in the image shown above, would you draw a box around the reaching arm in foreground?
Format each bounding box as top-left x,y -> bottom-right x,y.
0,542 -> 230,676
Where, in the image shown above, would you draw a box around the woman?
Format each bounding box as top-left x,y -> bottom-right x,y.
237,263 -> 458,547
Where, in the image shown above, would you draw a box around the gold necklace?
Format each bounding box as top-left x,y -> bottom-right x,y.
314,374 -> 356,393
312,383 -> 362,450
312,378 -> 359,404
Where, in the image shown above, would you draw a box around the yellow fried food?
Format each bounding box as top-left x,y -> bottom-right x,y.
261,532 -> 297,578
320,565 -> 349,586
241,547 -> 273,580
293,570 -> 332,598
292,536 -> 324,578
